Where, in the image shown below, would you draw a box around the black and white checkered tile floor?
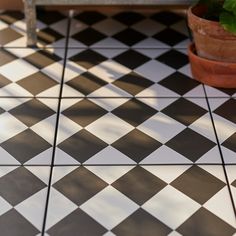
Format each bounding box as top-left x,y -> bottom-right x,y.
0,9 -> 236,236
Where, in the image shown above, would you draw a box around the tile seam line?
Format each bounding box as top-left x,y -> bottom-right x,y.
203,85 -> 236,220
0,163 -> 235,167
41,13 -> 72,236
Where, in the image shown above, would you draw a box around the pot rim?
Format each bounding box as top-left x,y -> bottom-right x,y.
187,4 -> 236,40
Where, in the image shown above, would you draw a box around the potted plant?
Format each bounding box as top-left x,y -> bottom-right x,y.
187,0 -> 236,88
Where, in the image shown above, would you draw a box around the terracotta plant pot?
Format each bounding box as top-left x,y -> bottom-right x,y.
187,5 -> 236,63
188,43 -> 236,88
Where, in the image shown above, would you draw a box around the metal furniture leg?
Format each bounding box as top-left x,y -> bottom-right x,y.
23,0 -> 37,46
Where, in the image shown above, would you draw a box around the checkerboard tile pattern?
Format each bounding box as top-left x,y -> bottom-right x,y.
0,47 -> 64,97
0,9 -> 236,236
54,98 -> 222,165
63,48 -> 204,98
45,165 -> 236,235
0,10 -> 68,47
226,166 -> 236,208
0,166 -> 50,235
208,98 -> 236,164
0,98 -> 58,165
69,11 -> 190,48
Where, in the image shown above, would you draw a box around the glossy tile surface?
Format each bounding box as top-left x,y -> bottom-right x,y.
0,166 -> 50,235
45,165 -> 236,235
0,9 -> 235,236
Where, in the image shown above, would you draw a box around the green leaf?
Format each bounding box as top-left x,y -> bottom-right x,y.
220,11 -> 236,35
223,0 -> 236,16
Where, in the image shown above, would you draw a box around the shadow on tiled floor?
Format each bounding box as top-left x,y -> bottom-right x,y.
0,9 -> 236,236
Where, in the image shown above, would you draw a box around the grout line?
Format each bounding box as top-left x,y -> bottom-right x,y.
203,85 -> 236,219
41,15 -> 72,236
0,163 -> 236,167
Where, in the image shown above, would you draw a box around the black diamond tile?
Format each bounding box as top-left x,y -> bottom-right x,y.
153,28 -> 187,46
214,87 -> 236,96
53,167 -> 108,205
0,167 -> 46,205
232,180 -> 236,188
177,208 -> 236,236
37,10 -> 66,25
0,107 -> 5,115
24,50 -> 61,69
113,50 -> 150,70
112,166 -> 166,205
62,99 -> 107,127
159,72 -> 200,96
112,129 -> 162,162
0,28 -> 23,45
0,209 -> 39,236
9,99 -> 55,127
72,28 -> 106,46
222,132 -> 236,152
162,98 -> 207,126
113,28 -> 146,46
37,27 -> 64,45
1,129 -> 51,164
75,11 -> 107,25
0,49 -> 17,66
112,72 -> 154,96
112,98 -> 157,127
17,72 -> 58,96
112,208 -> 171,236
151,11 -> 183,25
69,49 -> 106,70
156,50 -> 189,69
166,128 -> 216,162
58,130 -> 108,163
47,208 -> 107,236
0,74 -> 11,88
66,72 -> 107,96
214,99 -> 236,124
0,11 -> 24,24
113,12 -> 145,26
171,166 -> 225,204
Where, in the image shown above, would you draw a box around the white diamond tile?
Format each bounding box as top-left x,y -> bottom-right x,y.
88,84 -> 131,97
0,147 -> 20,165
84,146 -> 136,165
51,166 -> 78,185
0,113 -> 27,143
211,114 -> 236,143
140,145 -> 192,164
85,166 -> 134,184
204,186 -> 236,228
25,148 -> 53,165
142,185 -> 201,229
136,84 -> 180,97
89,60 -> 131,83
142,165 -> 191,184
134,60 -> 175,83
0,196 -> 12,216
31,115 -> 57,145
138,112 -> 185,144
0,84 -> 32,97
54,148 -> 80,165
45,188 -> 77,230
80,186 -> 139,230
15,188 -> 48,231
57,115 -> 82,144
86,113 -> 133,144
0,59 -> 38,82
